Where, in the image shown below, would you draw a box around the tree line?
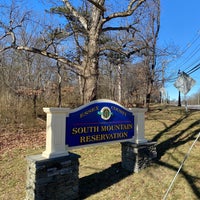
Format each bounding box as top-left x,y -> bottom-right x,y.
0,0 -> 173,123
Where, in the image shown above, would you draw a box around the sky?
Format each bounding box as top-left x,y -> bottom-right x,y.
159,0 -> 200,101
31,0 -> 200,102
4,0 -> 200,102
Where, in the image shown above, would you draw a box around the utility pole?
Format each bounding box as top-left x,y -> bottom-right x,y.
178,91 -> 181,106
177,70 -> 181,106
162,62 -> 165,87
160,61 -> 166,104
117,64 -> 122,103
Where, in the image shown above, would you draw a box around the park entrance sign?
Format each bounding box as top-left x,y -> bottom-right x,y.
66,100 -> 134,147
42,99 -> 147,158
26,99 -> 157,200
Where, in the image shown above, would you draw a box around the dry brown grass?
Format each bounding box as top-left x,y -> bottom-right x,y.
0,104 -> 200,200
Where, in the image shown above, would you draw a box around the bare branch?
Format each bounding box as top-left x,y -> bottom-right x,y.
14,45 -> 83,72
102,25 -> 137,32
0,20 -> 9,31
102,0 -> 145,23
100,44 -> 147,58
0,46 -> 12,53
87,0 -> 106,11
62,0 -> 88,31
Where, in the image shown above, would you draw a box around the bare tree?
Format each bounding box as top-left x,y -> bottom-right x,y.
0,0 -> 148,104
140,0 -> 160,108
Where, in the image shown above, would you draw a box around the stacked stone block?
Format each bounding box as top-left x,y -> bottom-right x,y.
121,141 -> 157,173
26,153 -> 80,200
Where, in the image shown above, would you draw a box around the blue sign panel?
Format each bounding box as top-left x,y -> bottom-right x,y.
66,100 -> 134,147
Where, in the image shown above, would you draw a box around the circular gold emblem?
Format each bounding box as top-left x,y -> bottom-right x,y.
99,107 -> 112,120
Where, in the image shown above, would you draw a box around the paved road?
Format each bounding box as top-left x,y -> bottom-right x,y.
188,105 -> 200,110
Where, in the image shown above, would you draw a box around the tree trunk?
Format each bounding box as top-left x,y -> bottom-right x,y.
81,65 -> 98,104
57,62 -> 62,107
33,93 -> 37,119
81,35 -> 99,104
117,64 -> 122,103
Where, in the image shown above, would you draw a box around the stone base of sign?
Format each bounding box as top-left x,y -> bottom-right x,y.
26,153 -> 80,200
121,141 -> 157,173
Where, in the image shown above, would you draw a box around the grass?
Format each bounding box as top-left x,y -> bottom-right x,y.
0,104 -> 200,199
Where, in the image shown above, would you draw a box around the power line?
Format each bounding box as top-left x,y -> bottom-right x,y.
171,30 -> 200,72
183,54 -> 200,72
181,30 -> 200,56
186,63 -> 200,75
180,44 -> 200,71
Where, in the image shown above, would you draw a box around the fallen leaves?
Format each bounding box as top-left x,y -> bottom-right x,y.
0,130 -> 46,155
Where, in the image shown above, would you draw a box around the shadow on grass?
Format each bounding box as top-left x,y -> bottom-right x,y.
157,160 -> 200,198
79,110 -> 200,199
152,112 -> 200,199
79,162 -> 131,199
155,121 -> 200,159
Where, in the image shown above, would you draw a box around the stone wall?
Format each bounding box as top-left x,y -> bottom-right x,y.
26,153 -> 80,200
121,141 -> 157,173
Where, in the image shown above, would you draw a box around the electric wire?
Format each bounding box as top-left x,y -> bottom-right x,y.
168,31 -> 200,86
180,44 -> 200,70
174,31 -> 200,68
187,63 -> 200,75
170,30 -> 200,74
181,30 -> 200,56
183,54 -> 200,72
186,63 -> 200,73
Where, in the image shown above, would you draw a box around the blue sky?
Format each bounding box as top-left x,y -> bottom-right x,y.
30,0 -> 199,101
5,0 -> 200,101
159,0 -> 200,101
